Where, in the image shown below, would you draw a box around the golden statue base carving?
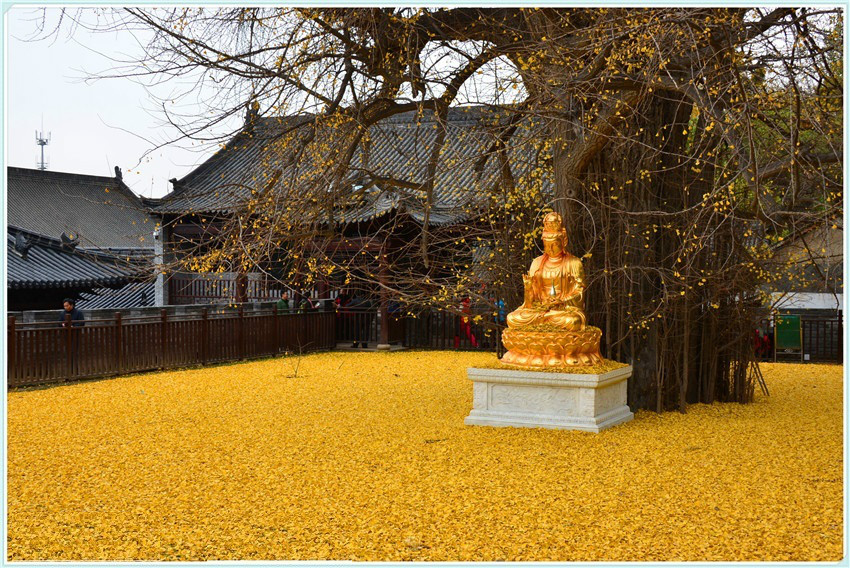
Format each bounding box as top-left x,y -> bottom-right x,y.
501,326 -> 603,368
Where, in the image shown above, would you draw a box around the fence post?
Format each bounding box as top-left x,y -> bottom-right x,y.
65,313 -> 73,378
772,313 -> 777,363
238,304 -> 245,360
160,309 -> 167,369
8,316 -> 15,384
115,312 -> 123,373
201,308 -> 208,364
273,304 -> 280,354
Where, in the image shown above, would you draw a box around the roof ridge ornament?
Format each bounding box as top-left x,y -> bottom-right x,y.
60,232 -> 79,251
13,232 -> 33,259
244,99 -> 260,132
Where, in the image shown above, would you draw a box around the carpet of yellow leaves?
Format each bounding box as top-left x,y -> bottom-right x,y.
7,352 -> 843,561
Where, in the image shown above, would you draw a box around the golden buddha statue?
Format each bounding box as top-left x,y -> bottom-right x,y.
501,212 -> 603,368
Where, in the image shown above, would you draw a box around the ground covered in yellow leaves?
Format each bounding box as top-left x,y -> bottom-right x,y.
8,352 -> 843,561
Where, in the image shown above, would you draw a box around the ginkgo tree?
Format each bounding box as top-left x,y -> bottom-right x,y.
49,7 -> 843,410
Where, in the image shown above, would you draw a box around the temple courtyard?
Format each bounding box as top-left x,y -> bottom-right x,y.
7,351 -> 843,561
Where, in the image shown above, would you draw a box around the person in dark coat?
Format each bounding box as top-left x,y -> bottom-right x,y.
58,298 -> 85,374
58,298 -> 85,327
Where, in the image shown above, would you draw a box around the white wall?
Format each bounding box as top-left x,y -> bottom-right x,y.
772,292 -> 844,311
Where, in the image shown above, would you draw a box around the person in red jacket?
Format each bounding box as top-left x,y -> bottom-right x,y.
455,297 -> 478,349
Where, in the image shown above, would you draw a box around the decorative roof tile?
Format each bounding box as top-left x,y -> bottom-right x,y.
153,106 -> 552,224
7,167 -> 156,250
7,227 -> 139,290
77,281 -> 156,309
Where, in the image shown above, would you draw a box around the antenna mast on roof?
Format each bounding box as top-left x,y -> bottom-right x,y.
35,118 -> 51,170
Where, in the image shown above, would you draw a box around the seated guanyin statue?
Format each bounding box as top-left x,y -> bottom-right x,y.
500,212 -> 603,368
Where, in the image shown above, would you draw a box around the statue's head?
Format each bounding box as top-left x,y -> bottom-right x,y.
541,212 -> 567,257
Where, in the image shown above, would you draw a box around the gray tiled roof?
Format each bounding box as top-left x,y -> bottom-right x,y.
7,227 -> 137,290
77,281 -> 156,309
7,167 -> 156,249
153,106 -> 551,224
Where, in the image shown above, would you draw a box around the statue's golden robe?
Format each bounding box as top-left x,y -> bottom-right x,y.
501,213 -> 602,368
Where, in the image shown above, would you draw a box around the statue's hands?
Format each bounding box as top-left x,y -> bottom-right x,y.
561,289 -> 583,307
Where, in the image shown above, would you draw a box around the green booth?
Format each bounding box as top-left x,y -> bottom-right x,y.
774,314 -> 803,362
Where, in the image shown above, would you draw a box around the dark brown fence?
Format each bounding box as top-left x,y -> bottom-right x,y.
8,307 -> 335,388
168,274 -> 306,304
335,309 -> 378,346
332,309 -> 410,346
403,310 -> 504,355
800,315 -> 843,363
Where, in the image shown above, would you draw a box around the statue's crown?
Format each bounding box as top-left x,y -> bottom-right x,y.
542,212 -> 565,234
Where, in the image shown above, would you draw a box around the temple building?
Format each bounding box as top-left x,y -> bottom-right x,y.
148,105 -> 550,308
7,226 -> 142,311
6,167 -> 154,311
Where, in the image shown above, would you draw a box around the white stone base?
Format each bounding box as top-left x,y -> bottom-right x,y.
465,365 -> 634,433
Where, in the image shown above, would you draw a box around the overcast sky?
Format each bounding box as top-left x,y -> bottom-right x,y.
6,7 -> 232,199
4,7 -> 524,200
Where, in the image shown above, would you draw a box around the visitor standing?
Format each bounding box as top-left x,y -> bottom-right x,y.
455,296 -> 478,348
57,298 -> 85,375
58,298 -> 85,327
276,292 -> 290,313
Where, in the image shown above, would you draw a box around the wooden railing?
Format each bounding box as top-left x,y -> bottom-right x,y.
8,308 -> 335,388
331,309 -> 410,346
334,309 -> 378,346
169,275 -> 283,304
8,306 -> 513,388
800,315 -> 843,363
403,310 -> 504,355
168,274 -> 336,305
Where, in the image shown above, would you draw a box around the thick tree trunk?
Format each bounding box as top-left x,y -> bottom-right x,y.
548,92 -> 755,411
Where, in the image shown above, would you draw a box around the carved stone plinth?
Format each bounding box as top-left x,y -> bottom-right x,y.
465,365 -> 633,432
501,326 -> 603,368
